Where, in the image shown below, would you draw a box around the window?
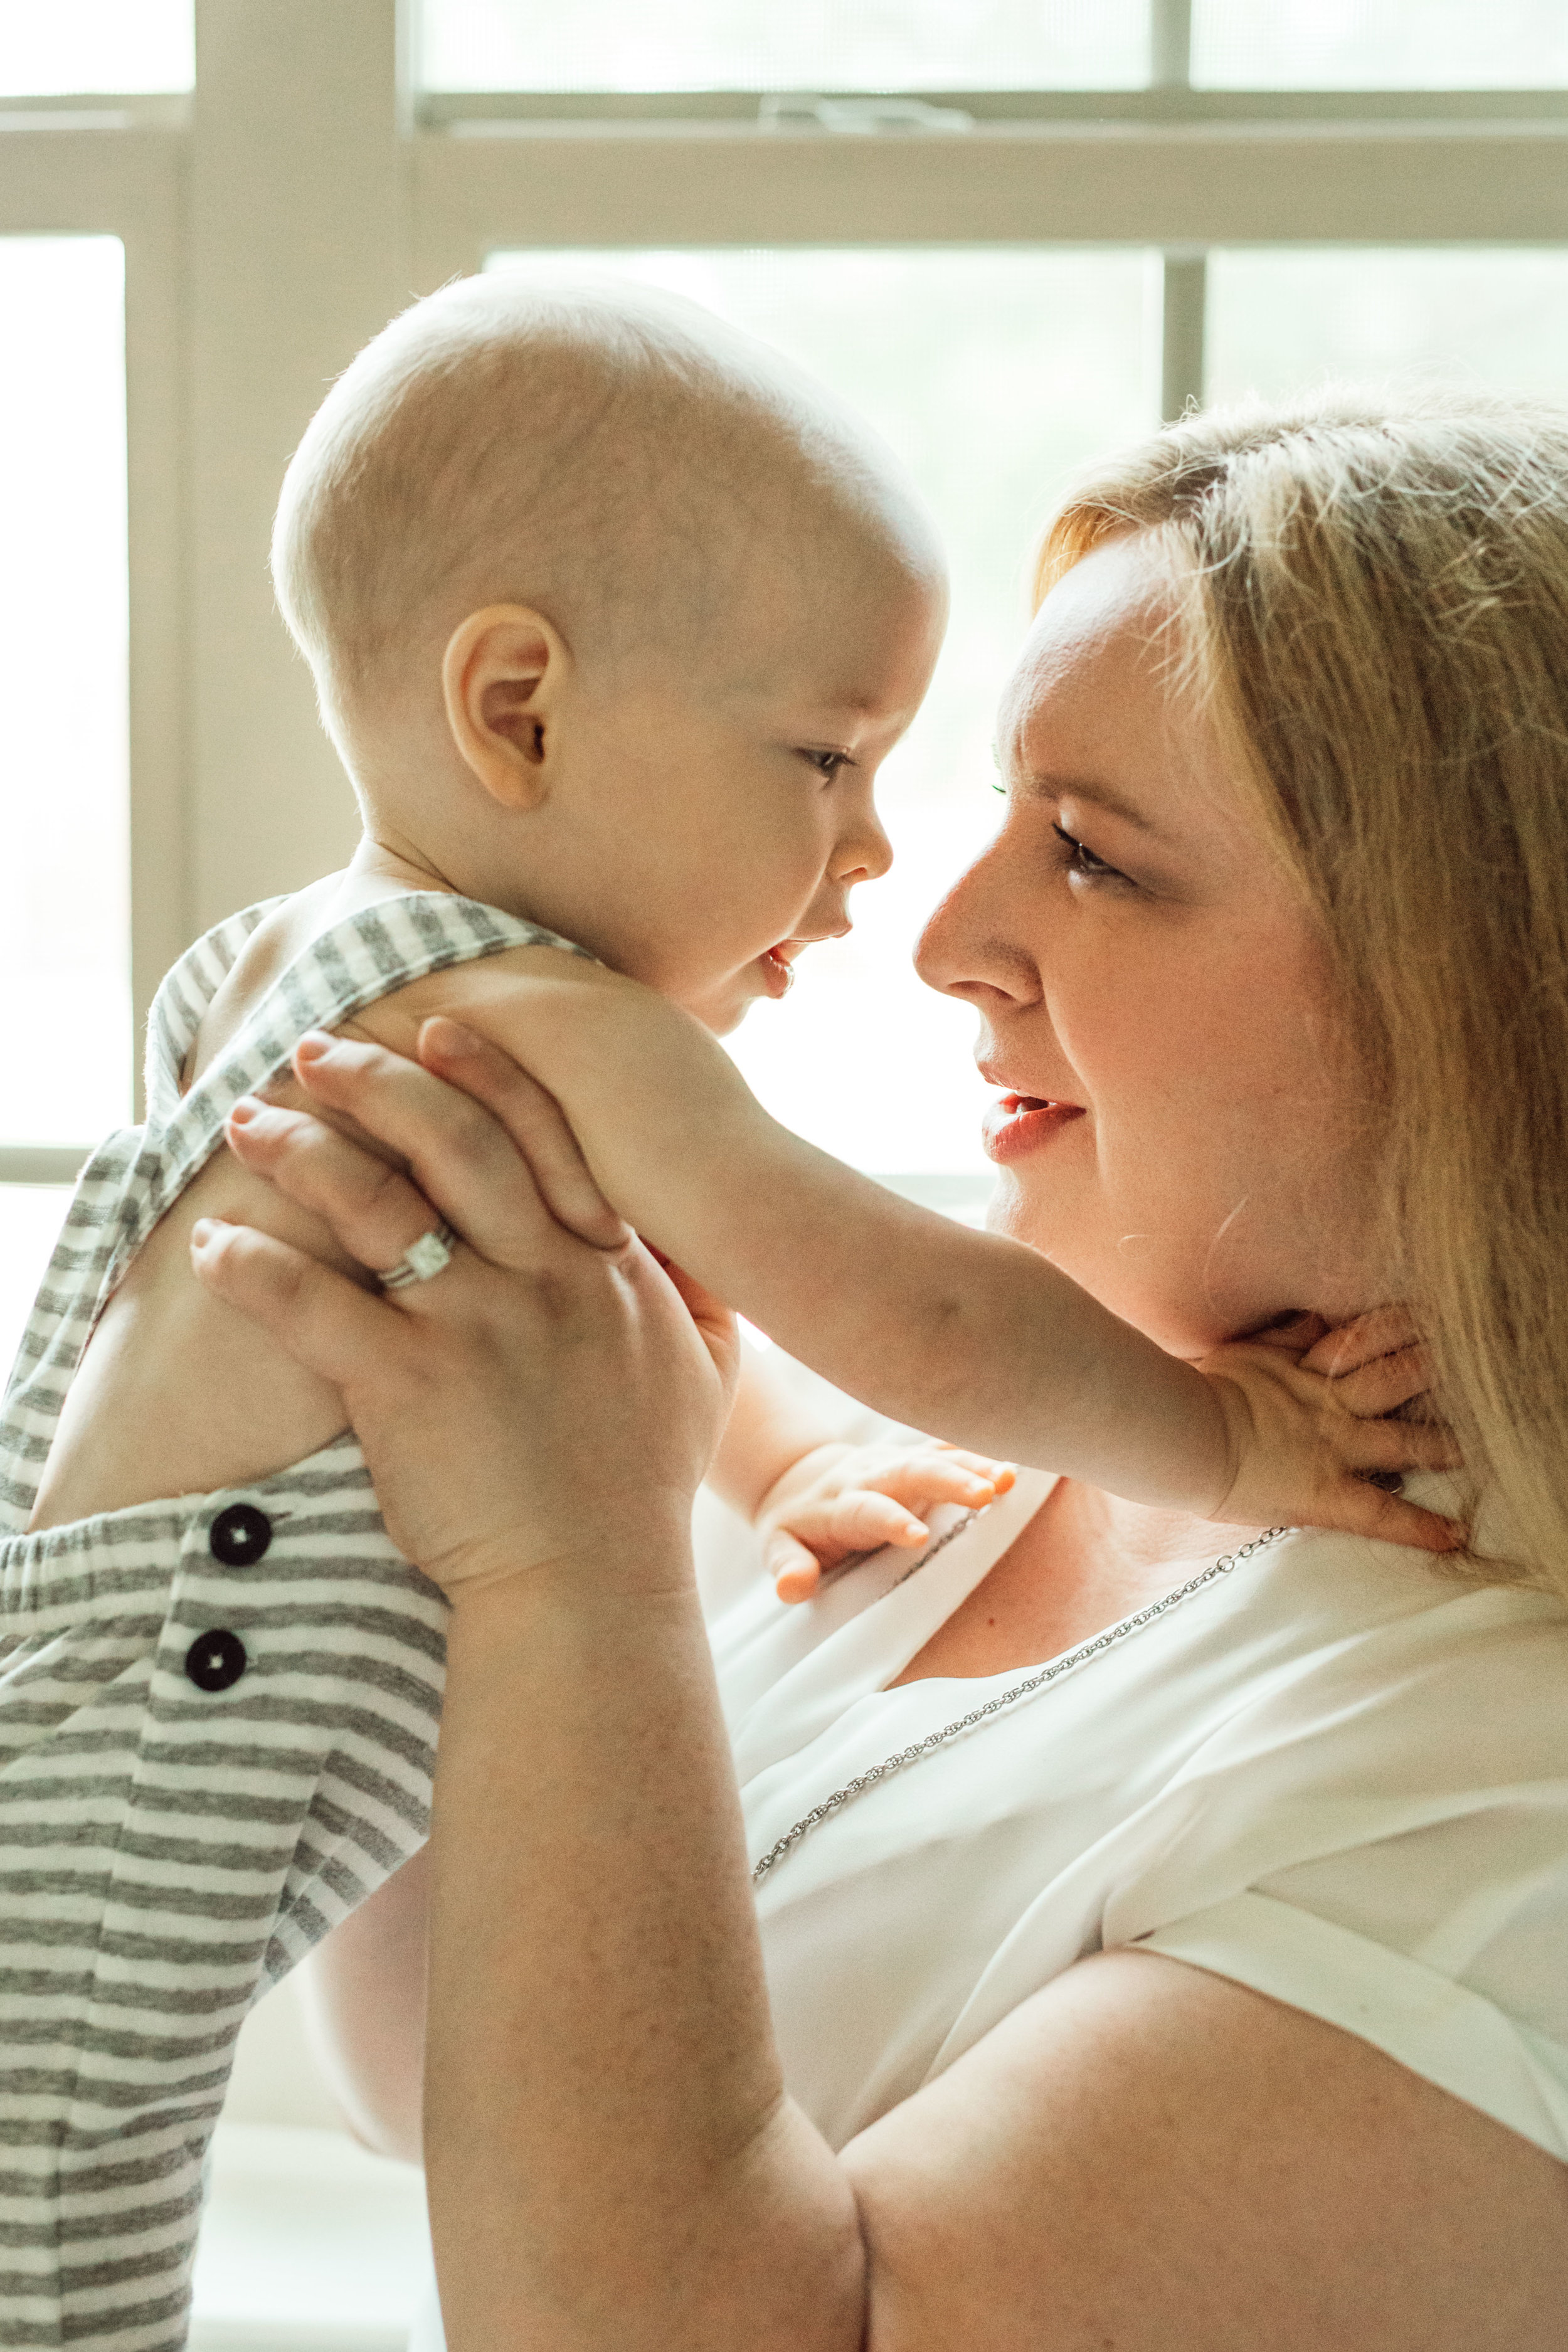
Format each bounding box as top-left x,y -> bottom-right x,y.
0,1 -> 193,97
419,1 -> 1147,93
0,236 -> 130,1150
1207,247 -> 1568,400
1192,0 -> 1568,89
0,233 -> 129,1373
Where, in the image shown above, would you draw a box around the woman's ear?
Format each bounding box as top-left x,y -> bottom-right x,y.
441,605 -> 571,811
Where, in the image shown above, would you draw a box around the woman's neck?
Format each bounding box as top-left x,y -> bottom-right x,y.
893,1478 -> 1268,1686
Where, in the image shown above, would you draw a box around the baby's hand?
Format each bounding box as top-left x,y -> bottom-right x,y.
1196,1305 -> 1465,1550
755,1441 -> 1016,1604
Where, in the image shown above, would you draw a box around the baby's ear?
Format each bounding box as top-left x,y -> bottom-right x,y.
442,604 -> 570,810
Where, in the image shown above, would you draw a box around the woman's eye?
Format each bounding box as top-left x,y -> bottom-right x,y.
1052,821 -> 1126,885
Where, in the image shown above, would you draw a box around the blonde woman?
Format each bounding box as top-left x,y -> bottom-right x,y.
204,393 -> 1568,2348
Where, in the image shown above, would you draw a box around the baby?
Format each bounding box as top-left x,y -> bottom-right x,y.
0,275 -> 1441,2351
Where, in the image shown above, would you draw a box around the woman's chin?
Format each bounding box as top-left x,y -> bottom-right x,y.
984,1177 -> 1236,1360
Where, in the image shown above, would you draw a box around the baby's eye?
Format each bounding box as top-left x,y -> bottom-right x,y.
1052,821 -> 1128,886
800,748 -> 853,783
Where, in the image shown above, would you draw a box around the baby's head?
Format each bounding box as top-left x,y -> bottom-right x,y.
272,274 -> 945,1029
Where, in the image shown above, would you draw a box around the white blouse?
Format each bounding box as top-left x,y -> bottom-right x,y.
413,1467 -> 1568,2348
708,1470 -> 1568,2162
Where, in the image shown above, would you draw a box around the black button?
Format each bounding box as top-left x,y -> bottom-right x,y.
209,1504 -> 272,1567
184,1629 -> 247,1693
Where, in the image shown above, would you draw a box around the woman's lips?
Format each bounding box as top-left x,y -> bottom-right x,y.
982,1093 -> 1086,1163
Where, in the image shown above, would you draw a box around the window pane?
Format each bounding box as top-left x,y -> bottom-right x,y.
0,238 -> 130,1143
0,1187 -> 71,1385
0,1 -> 193,96
1193,0 -> 1568,88
1207,248 -> 1568,405
426,3 -> 1147,93
488,248 -> 1157,1175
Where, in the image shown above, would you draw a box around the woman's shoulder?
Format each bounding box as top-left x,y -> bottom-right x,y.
1135,1528 -> 1568,2163
1246,1476 -> 1568,1717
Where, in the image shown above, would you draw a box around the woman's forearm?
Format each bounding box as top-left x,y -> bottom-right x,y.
424,1531 -> 866,2352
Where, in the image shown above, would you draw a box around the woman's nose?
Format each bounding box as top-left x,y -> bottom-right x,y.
915,830 -> 1025,1002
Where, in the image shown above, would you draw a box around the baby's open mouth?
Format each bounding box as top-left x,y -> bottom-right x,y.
760,940 -> 808,997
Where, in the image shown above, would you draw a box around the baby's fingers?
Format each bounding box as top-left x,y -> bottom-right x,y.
1322,1474 -> 1466,1555
1340,1412 -> 1461,1478
874,1451 -> 1014,1514
767,1532 -> 825,1606
1300,1305 -> 1420,1379
768,1491 -> 931,1604
1322,1343 -> 1436,1421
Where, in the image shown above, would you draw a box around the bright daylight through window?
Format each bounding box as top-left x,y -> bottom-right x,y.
0,234 -> 129,1353
1191,0 -> 1568,87
421,0 -> 1147,92
0,0 -> 193,94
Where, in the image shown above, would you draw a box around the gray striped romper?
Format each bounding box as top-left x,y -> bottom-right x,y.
0,890 -> 581,2349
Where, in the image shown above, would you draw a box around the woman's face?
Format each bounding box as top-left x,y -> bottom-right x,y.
916,533 -> 1385,1358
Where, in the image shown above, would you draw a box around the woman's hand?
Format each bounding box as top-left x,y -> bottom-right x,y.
189,1024 -> 740,1596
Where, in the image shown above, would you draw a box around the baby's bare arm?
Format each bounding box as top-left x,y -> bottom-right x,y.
396,951 -> 1236,1516
381,951 -> 1460,1549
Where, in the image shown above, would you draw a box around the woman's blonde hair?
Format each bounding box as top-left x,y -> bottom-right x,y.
1036,387 -> 1568,1594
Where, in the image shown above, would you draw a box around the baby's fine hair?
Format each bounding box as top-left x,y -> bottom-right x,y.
272,273 -> 931,723
1039,385 -> 1568,1596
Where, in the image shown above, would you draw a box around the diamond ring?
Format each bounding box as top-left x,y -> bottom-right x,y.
377,1221 -> 458,1291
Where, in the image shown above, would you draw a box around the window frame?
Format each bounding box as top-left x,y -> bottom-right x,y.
0,109 -> 183,1175
4,0 -> 1568,1189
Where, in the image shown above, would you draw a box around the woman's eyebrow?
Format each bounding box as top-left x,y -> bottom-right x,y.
1026,772 -> 1166,837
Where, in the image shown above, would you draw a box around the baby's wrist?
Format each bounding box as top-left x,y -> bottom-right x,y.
1126,1354 -> 1238,1521
751,1438 -> 853,1525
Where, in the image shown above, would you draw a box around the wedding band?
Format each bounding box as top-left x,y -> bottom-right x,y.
377,1221 -> 458,1291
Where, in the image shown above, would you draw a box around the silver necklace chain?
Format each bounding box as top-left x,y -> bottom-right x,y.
750,1522 -> 1291,1888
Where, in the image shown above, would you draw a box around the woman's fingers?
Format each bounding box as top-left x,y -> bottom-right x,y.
225,1098 -> 457,1286
289,1032 -> 573,1268
651,1255 -> 743,1404
191,1217 -> 401,1389
417,1017 -> 630,1251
